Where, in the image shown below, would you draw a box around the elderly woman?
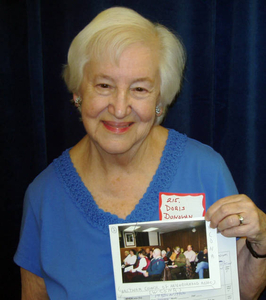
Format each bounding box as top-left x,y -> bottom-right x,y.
14,6 -> 266,300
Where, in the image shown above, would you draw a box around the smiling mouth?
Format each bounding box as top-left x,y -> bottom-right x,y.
102,121 -> 134,133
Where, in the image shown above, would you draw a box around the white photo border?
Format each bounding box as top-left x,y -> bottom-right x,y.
109,217 -> 220,299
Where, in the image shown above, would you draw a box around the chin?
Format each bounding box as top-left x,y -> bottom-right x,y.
101,146 -> 133,156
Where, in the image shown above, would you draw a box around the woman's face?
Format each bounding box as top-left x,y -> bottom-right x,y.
130,250 -> 134,256
76,43 -> 160,156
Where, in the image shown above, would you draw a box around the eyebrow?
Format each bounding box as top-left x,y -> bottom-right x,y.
95,74 -> 155,84
133,77 -> 154,84
95,74 -> 115,82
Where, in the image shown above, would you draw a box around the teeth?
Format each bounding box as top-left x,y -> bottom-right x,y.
104,122 -> 132,128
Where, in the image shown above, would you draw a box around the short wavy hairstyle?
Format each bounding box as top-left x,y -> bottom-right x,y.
62,7 -> 186,124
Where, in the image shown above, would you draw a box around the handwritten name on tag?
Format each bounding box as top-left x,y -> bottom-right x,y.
159,193 -> 206,220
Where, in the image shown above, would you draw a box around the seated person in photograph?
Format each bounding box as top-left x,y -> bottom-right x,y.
169,246 -> 186,280
195,247 -> 209,279
124,249 -> 137,269
145,248 -> 152,260
131,250 -> 150,273
133,248 -> 165,281
168,249 -> 177,265
184,245 -> 197,268
149,249 -> 154,260
124,250 -> 150,282
166,246 -> 172,258
161,250 -> 168,263
135,247 -> 143,260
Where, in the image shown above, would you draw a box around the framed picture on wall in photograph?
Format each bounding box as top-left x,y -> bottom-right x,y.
124,232 -> 136,247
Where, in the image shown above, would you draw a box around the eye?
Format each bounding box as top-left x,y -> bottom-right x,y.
98,83 -> 110,89
133,87 -> 148,93
95,83 -> 113,95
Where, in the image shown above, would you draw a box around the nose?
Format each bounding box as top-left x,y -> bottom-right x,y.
108,90 -> 132,119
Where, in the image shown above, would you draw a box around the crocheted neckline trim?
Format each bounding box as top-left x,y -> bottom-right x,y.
54,129 -> 187,234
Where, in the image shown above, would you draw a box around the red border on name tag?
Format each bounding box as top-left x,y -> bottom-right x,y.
159,193 -> 206,220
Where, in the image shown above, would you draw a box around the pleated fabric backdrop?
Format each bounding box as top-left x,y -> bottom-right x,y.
1,0 -> 265,298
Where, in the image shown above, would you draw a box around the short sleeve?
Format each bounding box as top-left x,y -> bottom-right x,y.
216,155 -> 238,199
13,186 -> 43,277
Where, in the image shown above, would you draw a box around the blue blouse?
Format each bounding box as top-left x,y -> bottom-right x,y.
14,130 -> 238,299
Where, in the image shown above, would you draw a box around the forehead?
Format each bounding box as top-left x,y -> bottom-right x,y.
85,43 -> 160,80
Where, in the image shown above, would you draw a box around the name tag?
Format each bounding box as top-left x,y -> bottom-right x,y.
159,193 -> 206,220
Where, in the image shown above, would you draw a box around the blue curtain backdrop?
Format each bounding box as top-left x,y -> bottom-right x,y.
1,0 -> 265,298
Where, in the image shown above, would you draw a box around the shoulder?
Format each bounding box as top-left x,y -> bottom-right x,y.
185,136 -> 223,164
167,129 -> 226,168
175,131 -> 232,178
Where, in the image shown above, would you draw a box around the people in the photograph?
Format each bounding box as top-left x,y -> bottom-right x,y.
149,249 -> 154,260
195,247 -> 209,279
170,246 -> 186,280
145,248 -> 152,260
130,250 -> 150,274
183,245 -> 197,279
161,250 -> 168,263
168,248 -> 177,265
124,249 -> 150,282
133,248 -> 165,282
135,247 -> 143,260
184,245 -> 197,265
124,249 -> 137,267
166,246 -> 172,258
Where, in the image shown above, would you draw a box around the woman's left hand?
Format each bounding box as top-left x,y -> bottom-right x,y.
205,194 -> 266,254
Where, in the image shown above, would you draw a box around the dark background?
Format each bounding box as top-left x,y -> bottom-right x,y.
1,0 -> 265,298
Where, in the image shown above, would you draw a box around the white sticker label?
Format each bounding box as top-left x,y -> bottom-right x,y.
159,193 -> 205,220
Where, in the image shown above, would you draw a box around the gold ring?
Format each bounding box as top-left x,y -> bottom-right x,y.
238,214 -> 244,225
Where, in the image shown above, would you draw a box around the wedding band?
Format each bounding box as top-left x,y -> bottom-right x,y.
238,214 -> 244,225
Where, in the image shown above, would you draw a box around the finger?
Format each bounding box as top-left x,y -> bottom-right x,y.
208,201 -> 245,229
218,214 -> 260,238
206,195 -> 256,228
205,194 -> 246,221
217,213 -> 247,233
217,210 -> 263,240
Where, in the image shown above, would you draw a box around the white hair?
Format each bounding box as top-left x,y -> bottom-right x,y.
63,7 -> 186,124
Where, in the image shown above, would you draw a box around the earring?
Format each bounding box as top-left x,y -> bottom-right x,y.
74,96 -> 82,107
155,105 -> 162,116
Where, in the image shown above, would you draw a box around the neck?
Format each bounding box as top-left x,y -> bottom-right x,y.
76,126 -> 166,174
88,135 -> 151,171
